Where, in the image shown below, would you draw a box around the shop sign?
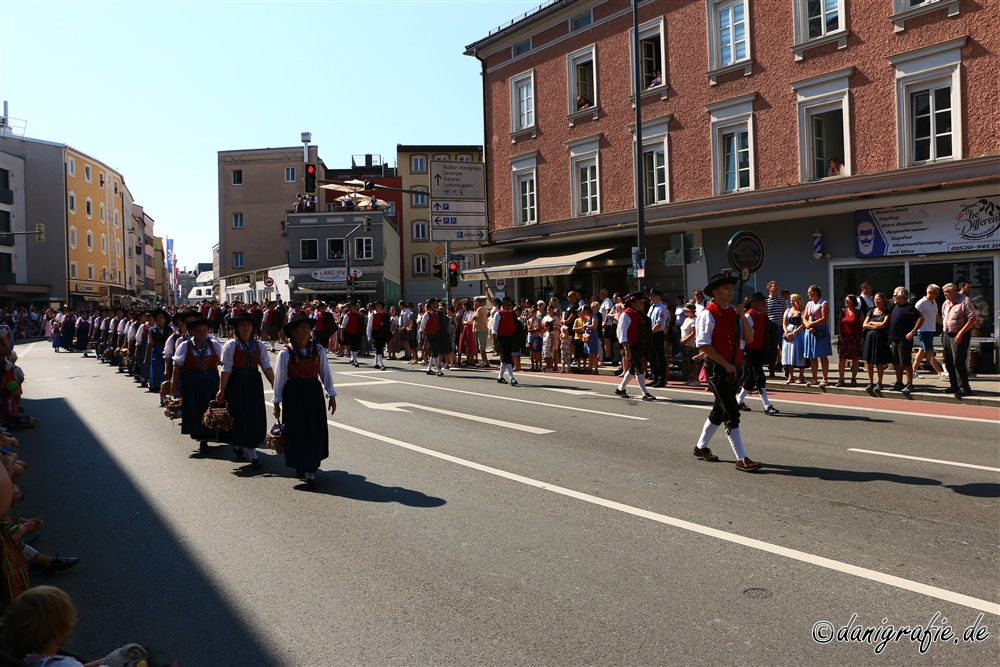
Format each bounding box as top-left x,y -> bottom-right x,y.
855,196 -> 1000,258
310,267 -> 362,282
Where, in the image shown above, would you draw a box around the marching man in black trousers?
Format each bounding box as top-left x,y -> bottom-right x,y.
693,274 -> 762,471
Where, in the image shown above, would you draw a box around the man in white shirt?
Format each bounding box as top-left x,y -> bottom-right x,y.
646,289 -> 669,387
912,284 -> 944,380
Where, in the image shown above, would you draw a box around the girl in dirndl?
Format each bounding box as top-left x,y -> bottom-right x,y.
145,309 -> 173,397
217,313 -> 274,468
171,317 -> 223,452
272,314 -> 337,490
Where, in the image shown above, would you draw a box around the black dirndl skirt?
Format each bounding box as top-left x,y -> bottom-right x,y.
281,377 -> 329,472
180,367 -> 220,441
225,366 -> 267,449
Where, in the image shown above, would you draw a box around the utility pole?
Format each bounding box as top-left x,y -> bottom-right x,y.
444,241 -> 452,306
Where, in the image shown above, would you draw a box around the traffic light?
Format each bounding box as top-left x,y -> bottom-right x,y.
432,262 -> 443,279
346,273 -> 352,286
448,261 -> 460,287
304,163 -> 317,194
35,224 -> 45,242
362,216 -> 372,234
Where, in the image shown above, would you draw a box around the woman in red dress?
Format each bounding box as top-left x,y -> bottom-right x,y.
835,294 -> 863,386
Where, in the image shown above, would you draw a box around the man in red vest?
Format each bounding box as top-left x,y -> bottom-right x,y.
491,296 -> 519,385
693,274 -> 762,471
615,292 -> 656,401
737,292 -> 779,415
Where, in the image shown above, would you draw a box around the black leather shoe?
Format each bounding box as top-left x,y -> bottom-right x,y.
497,378 -> 508,384
614,388 -> 630,398
199,441 -> 208,453
234,447 -> 246,461
641,393 -> 657,401
305,478 -> 317,490
31,554 -> 80,575
510,379 -> 519,387
738,403 -> 751,411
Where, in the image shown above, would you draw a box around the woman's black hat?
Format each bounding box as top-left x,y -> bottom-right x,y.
282,313 -> 316,338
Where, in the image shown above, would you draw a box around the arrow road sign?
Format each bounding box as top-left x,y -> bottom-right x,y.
432,213 -> 487,228
431,229 -> 487,242
431,200 -> 486,214
429,161 -> 486,200
356,399 -> 553,434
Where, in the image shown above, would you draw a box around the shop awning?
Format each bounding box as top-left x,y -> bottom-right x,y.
460,248 -> 615,280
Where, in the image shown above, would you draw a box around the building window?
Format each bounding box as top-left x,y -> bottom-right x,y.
70,261 -> 78,279
87,231 -> 94,251
300,238 -> 318,262
457,155 -> 473,162
99,203 -> 105,221
85,198 -> 93,218
115,211 -> 119,227
88,264 -> 95,280
101,234 -> 107,254
792,0 -> 847,59
433,154 -> 449,161
285,167 -> 296,183
411,155 -> 427,173
643,147 -> 667,205
791,68 -> 852,181
889,37 -> 964,167
69,227 -> 77,248
354,237 -> 374,260
517,173 -> 536,226
576,158 -> 599,215
632,18 -> 666,91
232,169 -> 243,186
68,193 -> 76,213
67,158 -> 75,176
413,220 -> 428,241
99,172 -> 105,188
513,39 -> 531,57
412,187 -> 427,207
233,212 -> 244,228
568,46 -> 597,114
413,254 -> 429,276
891,0 -> 960,32
707,0 -> 752,82
570,10 -> 592,31
84,165 -> 92,183
116,238 -> 122,257
326,238 -> 345,260
708,93 -> 756,195
511,70 -> 535,133
233,252 -> 244,268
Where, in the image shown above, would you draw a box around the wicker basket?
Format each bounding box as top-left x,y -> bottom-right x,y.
265,423 -> 285,454
163,395 -> 183,420
202,400 -> 234,432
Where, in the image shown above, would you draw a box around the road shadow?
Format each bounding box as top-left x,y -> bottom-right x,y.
18,397 -> 282,666
776,412 -> 893,423
945,482 -> 1000,498
759,463 -> 948,489
292,470 -> 447,507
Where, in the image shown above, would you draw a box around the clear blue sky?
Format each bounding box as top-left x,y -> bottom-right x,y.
0,0 -> 540,269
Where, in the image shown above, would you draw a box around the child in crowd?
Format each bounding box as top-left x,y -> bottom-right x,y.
1,380 -> 35,430
559,325 -> 573,373
530,328 -> 542,371
542,321 -> 555,372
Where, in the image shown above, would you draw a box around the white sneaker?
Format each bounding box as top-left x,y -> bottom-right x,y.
938,372 -> 950,380
912,372 -> 922,379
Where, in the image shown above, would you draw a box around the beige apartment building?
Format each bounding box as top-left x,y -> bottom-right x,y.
218,145 -> 321,287
396,144 -> 483,303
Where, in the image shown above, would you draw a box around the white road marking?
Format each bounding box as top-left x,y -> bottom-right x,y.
356,399 -> 553,435
329,419 -> 1000,617
848,448 -> 1000,473
384,378 -> 648,421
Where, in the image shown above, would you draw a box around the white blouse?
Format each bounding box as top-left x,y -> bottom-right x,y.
272,346 -> 337,404
220,339 -> 272,373
172,338 -> 223,366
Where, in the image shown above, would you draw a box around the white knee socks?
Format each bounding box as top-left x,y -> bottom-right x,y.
736,387 -> 748,404
759,388 -> 771,409
726,428 -> 747,460
243,447 -> 258,461
636,373 -> 649,395
506,363 -> 515,381
618,372 -> 633,391
696,419 -> 719,450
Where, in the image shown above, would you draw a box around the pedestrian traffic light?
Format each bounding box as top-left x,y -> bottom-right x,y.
432,262 -> 443,279
304,163 -> 317,194
346,273 -> 353,286
448,261 -> 460,287
35,224 -> 45,242
363,216 -> 372,233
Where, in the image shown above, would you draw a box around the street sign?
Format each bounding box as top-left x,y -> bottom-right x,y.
431,200 -> 486,214
430,228 -> 487,242
433,244 -> 445,257
432,213 -> 487,229
496,278 -> 506,290
429,161 -> 486,200
263,277 -> 274,287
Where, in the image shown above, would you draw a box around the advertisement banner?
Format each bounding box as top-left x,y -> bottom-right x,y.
854,197 -> 1000,258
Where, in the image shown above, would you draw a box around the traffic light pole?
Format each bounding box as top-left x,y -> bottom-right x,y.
444,241 -> 452,306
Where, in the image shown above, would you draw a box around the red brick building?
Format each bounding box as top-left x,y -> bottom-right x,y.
465,0 -> 998,341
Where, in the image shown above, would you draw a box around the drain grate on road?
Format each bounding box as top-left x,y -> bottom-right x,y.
743,588 -> 773,600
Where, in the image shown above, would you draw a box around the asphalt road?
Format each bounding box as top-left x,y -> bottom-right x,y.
12,341 -> 1000,666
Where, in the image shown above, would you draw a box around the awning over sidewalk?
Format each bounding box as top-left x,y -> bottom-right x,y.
461,248 -> 614,280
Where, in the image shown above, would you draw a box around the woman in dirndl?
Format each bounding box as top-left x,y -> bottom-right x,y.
171,317 -> 223,452
272,313 -> 337,490
145,309 -> 173,396
216,313 -> 274,468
